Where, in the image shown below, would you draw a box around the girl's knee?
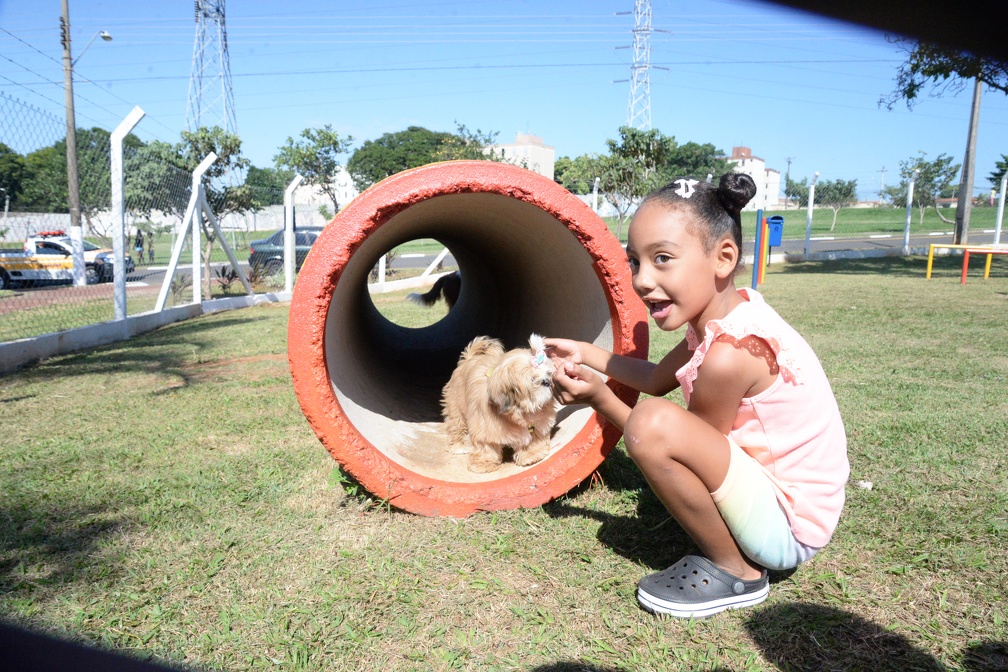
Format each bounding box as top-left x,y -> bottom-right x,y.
624,398 -> 684,463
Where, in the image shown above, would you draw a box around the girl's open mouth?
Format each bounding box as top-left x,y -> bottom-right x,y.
649,300 -> 672,320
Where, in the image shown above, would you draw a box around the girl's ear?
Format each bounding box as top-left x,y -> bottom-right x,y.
714,237 -> 739,279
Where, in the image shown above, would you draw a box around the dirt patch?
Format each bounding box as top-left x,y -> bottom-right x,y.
181,353 -> 289,384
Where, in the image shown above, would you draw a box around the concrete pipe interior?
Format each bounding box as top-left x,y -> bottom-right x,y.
289,161 -> 647,516
327,191 -> 612,483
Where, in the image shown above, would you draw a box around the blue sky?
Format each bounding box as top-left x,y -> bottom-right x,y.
2,0 -> 1007,200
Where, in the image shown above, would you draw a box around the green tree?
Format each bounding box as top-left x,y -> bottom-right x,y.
882,39 -> 1008,243
14,128 -> 140,238
661,141 -> 730,183
245,165 -> 294,208
553,154 -> 597,195
0,143 -> 26,205
785,175 -> 810,208
347,126 -> 452,191
881,41 -> 1008,109
988,154 -> 1008,190
16,145 -> 64,213
883,152 -> 961,226
431,122 -> 502,162
124,140 -> 191,220
598,126 -> 676,240
815,179 -> 859,231
274,125 -> 354,214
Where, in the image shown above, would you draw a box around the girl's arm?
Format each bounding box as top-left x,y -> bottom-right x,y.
545,337 -> 691,397
687,336 -> 779,434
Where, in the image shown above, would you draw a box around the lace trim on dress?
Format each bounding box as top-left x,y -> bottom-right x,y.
680,319 -> 804,399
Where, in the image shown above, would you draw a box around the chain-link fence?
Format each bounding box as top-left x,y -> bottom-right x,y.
0,94 -> 320,346
1,92 -> 124,342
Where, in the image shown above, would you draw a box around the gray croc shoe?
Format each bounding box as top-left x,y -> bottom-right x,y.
637,555 -> 769,618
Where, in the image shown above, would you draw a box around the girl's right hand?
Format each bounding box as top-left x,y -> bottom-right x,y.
543,338 -> 582,367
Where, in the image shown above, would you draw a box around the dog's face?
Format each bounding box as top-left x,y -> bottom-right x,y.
487,335 -> 556,416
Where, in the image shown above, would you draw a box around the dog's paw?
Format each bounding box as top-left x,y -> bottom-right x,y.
467,451 -> 502,473
513,442 -> 551,467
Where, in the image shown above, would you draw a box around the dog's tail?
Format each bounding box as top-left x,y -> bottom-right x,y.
459,335 -> 503,362
406,271 -> 459,307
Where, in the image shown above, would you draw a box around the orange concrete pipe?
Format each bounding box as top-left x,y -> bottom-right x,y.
288,161 -> 648,517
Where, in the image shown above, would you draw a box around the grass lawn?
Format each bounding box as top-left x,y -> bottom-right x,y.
1,254 -> 1007,671
601,206 -> 1003,244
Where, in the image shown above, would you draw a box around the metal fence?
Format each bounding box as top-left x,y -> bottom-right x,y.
766,175 -> 1005,259
1,92 -> 127,342
0,95 -> 307,348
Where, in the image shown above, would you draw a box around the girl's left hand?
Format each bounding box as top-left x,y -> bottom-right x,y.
552,360 -> 606,406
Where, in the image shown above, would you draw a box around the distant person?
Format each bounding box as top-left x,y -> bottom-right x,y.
545,173 -> 849,618
147,237 -> 155,265
134,230 -> 144,264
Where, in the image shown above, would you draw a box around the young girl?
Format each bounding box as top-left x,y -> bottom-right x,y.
546,173 -> 848,618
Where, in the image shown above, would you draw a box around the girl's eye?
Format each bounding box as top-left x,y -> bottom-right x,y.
654,254 -> 671,264
627,257 -> 640,271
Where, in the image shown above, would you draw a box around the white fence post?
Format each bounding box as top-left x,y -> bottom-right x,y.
903,169 -> 918,255
110,106 -> 145,322
284,174 -> 304,293
995,173 -> 1006,247
804,172 -> 819,258
197,187 -> 253,297
155,153 -> 216,312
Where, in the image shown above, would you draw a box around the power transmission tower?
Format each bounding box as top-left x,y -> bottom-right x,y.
626,0 -> 652,130
185,0 -> 237,134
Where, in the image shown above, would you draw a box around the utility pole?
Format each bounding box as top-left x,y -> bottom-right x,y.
60,0 -> 86,286
954,78 -> 982,245
879,166 -> 886,201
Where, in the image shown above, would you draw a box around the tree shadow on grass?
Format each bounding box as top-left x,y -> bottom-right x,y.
745,602 -> 1008,672
6,313 -> 278,391
0,502 -> 133,593
543,447 -> 684,571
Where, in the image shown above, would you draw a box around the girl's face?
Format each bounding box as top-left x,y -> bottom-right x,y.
626,203 -> 731,332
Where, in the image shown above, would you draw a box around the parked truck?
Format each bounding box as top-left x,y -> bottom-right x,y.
0,230 -> 135,290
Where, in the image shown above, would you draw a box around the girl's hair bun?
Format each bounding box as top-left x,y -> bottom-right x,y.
717,172 -> 757,216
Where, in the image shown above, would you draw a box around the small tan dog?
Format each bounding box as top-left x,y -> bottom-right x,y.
442,333 -> 558,473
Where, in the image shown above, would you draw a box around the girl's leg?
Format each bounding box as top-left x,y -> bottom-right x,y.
623,397 -> 763,580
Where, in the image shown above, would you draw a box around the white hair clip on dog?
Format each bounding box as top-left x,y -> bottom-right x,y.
529,333 -> 548,369
673,178 -> 699,199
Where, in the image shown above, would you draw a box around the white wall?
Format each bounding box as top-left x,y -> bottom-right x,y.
487,133 -> 556,180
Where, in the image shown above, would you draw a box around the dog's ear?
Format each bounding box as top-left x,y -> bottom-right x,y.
489,383 -> 516,414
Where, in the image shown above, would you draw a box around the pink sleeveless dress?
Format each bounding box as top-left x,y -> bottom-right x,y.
676,288 -> 849,548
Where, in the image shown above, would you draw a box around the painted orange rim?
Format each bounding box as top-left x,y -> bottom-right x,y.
288,161 -> 647,516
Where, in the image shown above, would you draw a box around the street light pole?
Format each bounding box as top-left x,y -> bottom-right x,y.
60,1 -> 112,286
60,0 -> 86,285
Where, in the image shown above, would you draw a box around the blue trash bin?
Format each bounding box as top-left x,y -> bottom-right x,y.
767,215 -> 784,247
